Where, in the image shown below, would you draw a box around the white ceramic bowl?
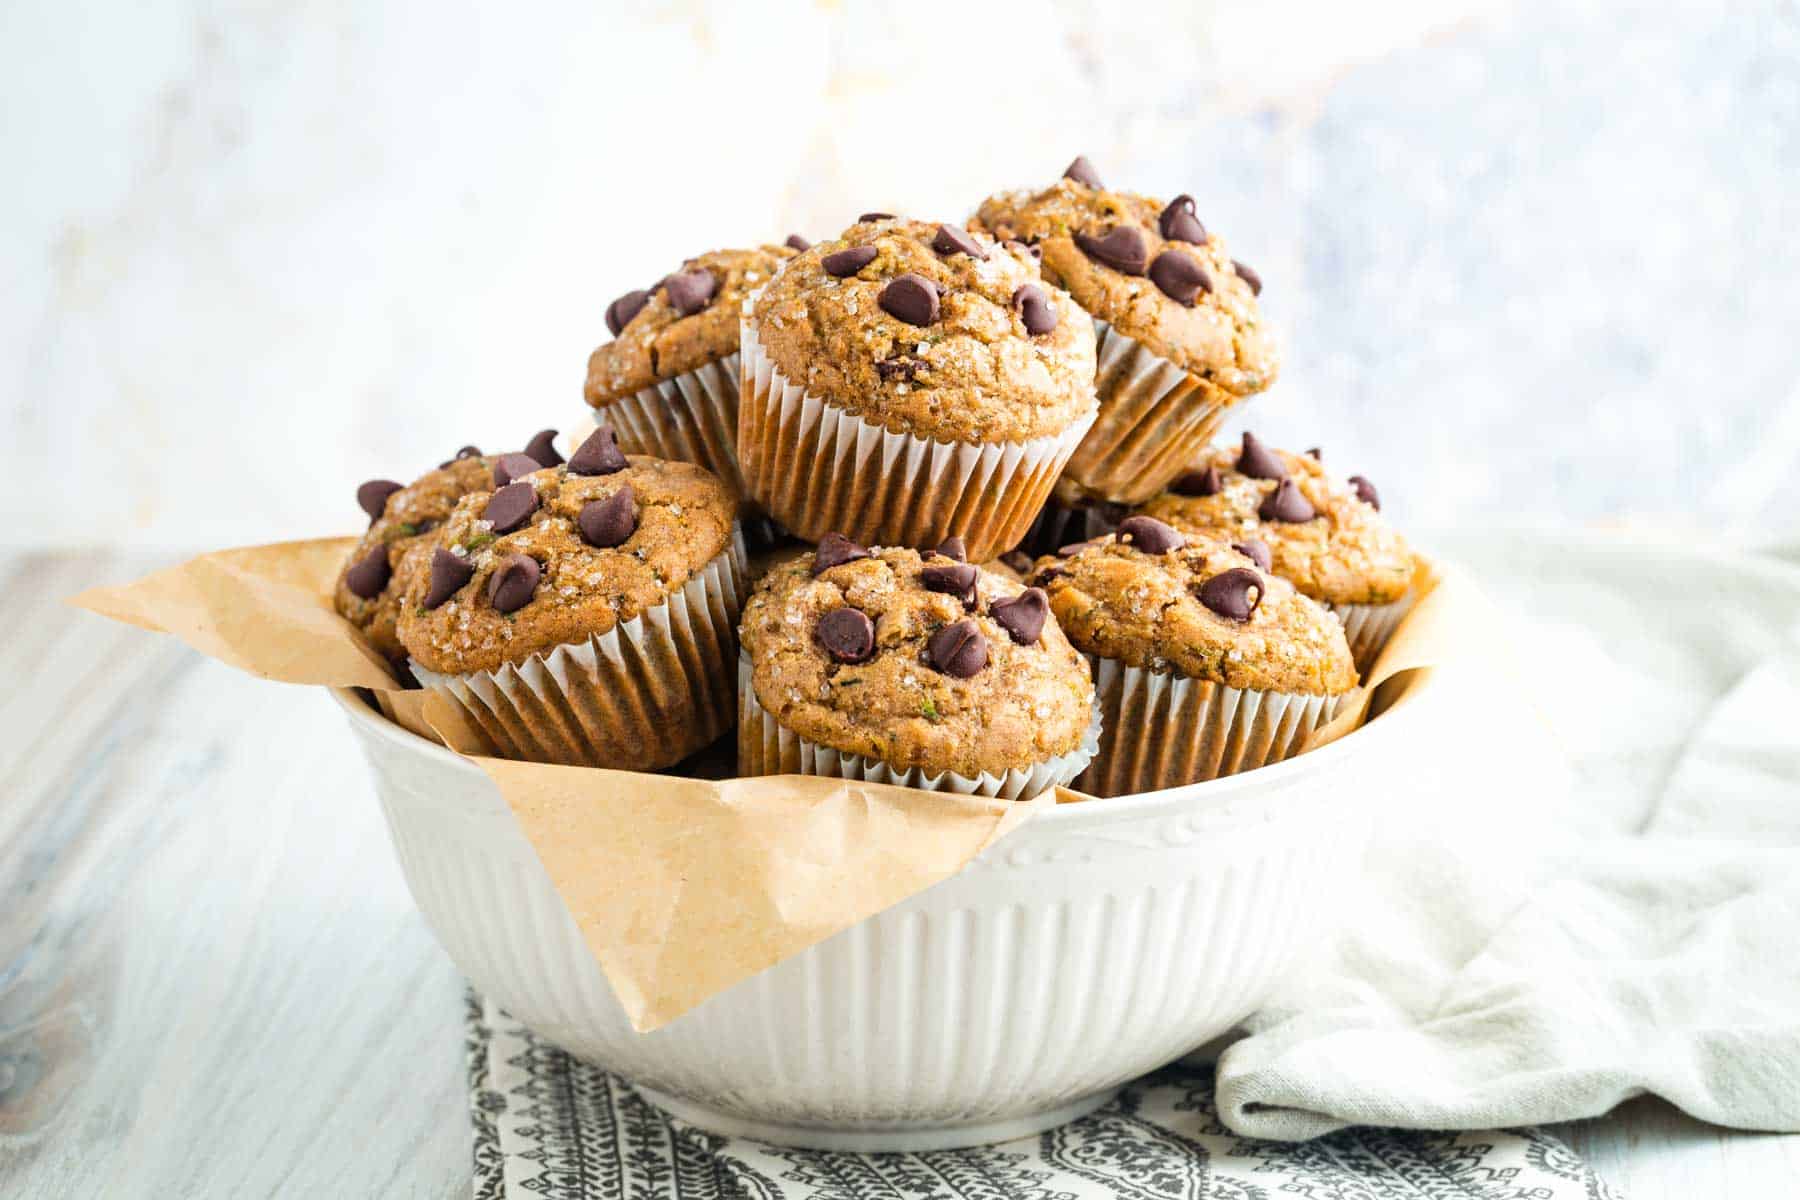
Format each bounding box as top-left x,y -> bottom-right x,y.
338,676 -> 1425,1151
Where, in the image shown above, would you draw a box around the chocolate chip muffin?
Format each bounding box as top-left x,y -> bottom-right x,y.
335,436 -> 562,669
396,427 -> 747,770
585,242 -> 801,501
1031,514 -> 1353,796
974,155 -> 1278,504
738,214 -> 1098,562
739,533 -> 1097,799
1137,433 -> 1416,673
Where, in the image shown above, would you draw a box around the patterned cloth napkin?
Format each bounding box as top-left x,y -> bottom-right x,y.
466,992 -> 1621,1199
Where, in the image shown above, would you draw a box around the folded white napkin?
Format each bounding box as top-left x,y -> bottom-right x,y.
1216,532 -> 1800,1141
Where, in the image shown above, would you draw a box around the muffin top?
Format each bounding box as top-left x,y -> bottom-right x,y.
973,155 -> 1276,395
586,242 -> 800,405
1137,433 -> 1413,606
1030,515 -> 1354,696
749,215 -> 1097,445
335,443 -> 551,665
397,429 -> 735,676
741,535 -> 1095,779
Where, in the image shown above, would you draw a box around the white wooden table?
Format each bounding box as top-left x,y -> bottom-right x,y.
4,551 -> 1797,1198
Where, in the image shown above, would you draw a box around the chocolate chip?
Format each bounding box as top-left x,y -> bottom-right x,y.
1000,550 -> 1034,575
990,588 -> 1049,645
664,269 -> 718,317
814,608 -> 876,664
1063,155 -> 1103,189
1232,259 -> 1263,296
492,453 -> 543,489
1348,475 -> 1381,510
931,223 -> 987,260
605,289 -> 649,336
1172,465 -> 1222,496
928,618 -> 988,678
1259,478 -> 1317,523
424,548 -> 475,609
785,234 -> 811,251
578,485 -> 637,548
1056,539 -> 1103,557
1306,446 -> 1322,461
812,532 -> 869,575
921,562 -> 978,609
874,357 -> 927,382
1237,432 -> 1288,480
1074,226 -> 1149,275
1149,250 -> 1213,306
568,426 -> 628,476
1158,194 -> 1207,244
879,273 -> 940,326
935,536 -> 967,561
440,445 -> 482,468
345,545 -> 391,599
822,245 -> 877,277
1198,567 -> 1264,621
1232,539 -> 1273,573
487,554 -> 540,614
1117,515 -> 1185,555
483,481 -> 540,534
357,479 -> 402,523
1012,284 -> 1058,336
858,212 -> 894,223
524,429 -> 565,468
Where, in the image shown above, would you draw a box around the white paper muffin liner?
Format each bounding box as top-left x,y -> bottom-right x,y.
1329,591 -> 1417,678
1061,319 -> 1246,505
735,316 -> 1095,563
736,654 -> 1100,801
410,531 -> 748,770
601,352 -> 745,500
1076,655 -> 1343,798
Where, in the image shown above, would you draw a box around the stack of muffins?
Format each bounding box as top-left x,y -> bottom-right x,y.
336,156 -> 1418,800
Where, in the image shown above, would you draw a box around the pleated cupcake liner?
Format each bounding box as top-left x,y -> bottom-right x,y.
1076,655 -> 1343,798
736,654 -> 1101,801
735,317 -> 1095,563
410,532 -> 748,770
1060,319 -> 1246,505
1330,591 -> 1417,679
599,352 -> 744,497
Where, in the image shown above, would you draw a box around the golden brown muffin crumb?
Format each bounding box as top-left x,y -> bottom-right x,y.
749,216 -> 1096,445
742,544 -> 1094,778
586,244 -> 797,405
1137,438 -> 1413,605
974,172 -> 1276,394
1032,523 -> 1355,696
397,456 -> 735,676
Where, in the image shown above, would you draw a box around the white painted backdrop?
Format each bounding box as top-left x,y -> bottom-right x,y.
6,0 -> 1799,549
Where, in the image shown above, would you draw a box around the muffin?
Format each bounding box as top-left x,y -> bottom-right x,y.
974,155 -> 1277,504
335,435 -> 561,669
1137,433 -> 1415,673
585,241 -> 802,500
739,534 -> 1097,799
737,215 -> 1098,562
1030,515 -> 1354,797
396,427 -> 747,769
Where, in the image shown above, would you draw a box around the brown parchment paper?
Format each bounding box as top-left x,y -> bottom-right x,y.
68,537 -> 1459,1031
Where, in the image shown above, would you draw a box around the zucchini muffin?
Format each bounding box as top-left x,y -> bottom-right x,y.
1030,514 -> 1353,796
1137,433 -> 1414,673
335,437 -> 560,669
396,427 -> 747,769
585,242 -> 801,500
974,155 -> 1277,504
739,533 -> 1097,799
738,214 -> 1098,561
